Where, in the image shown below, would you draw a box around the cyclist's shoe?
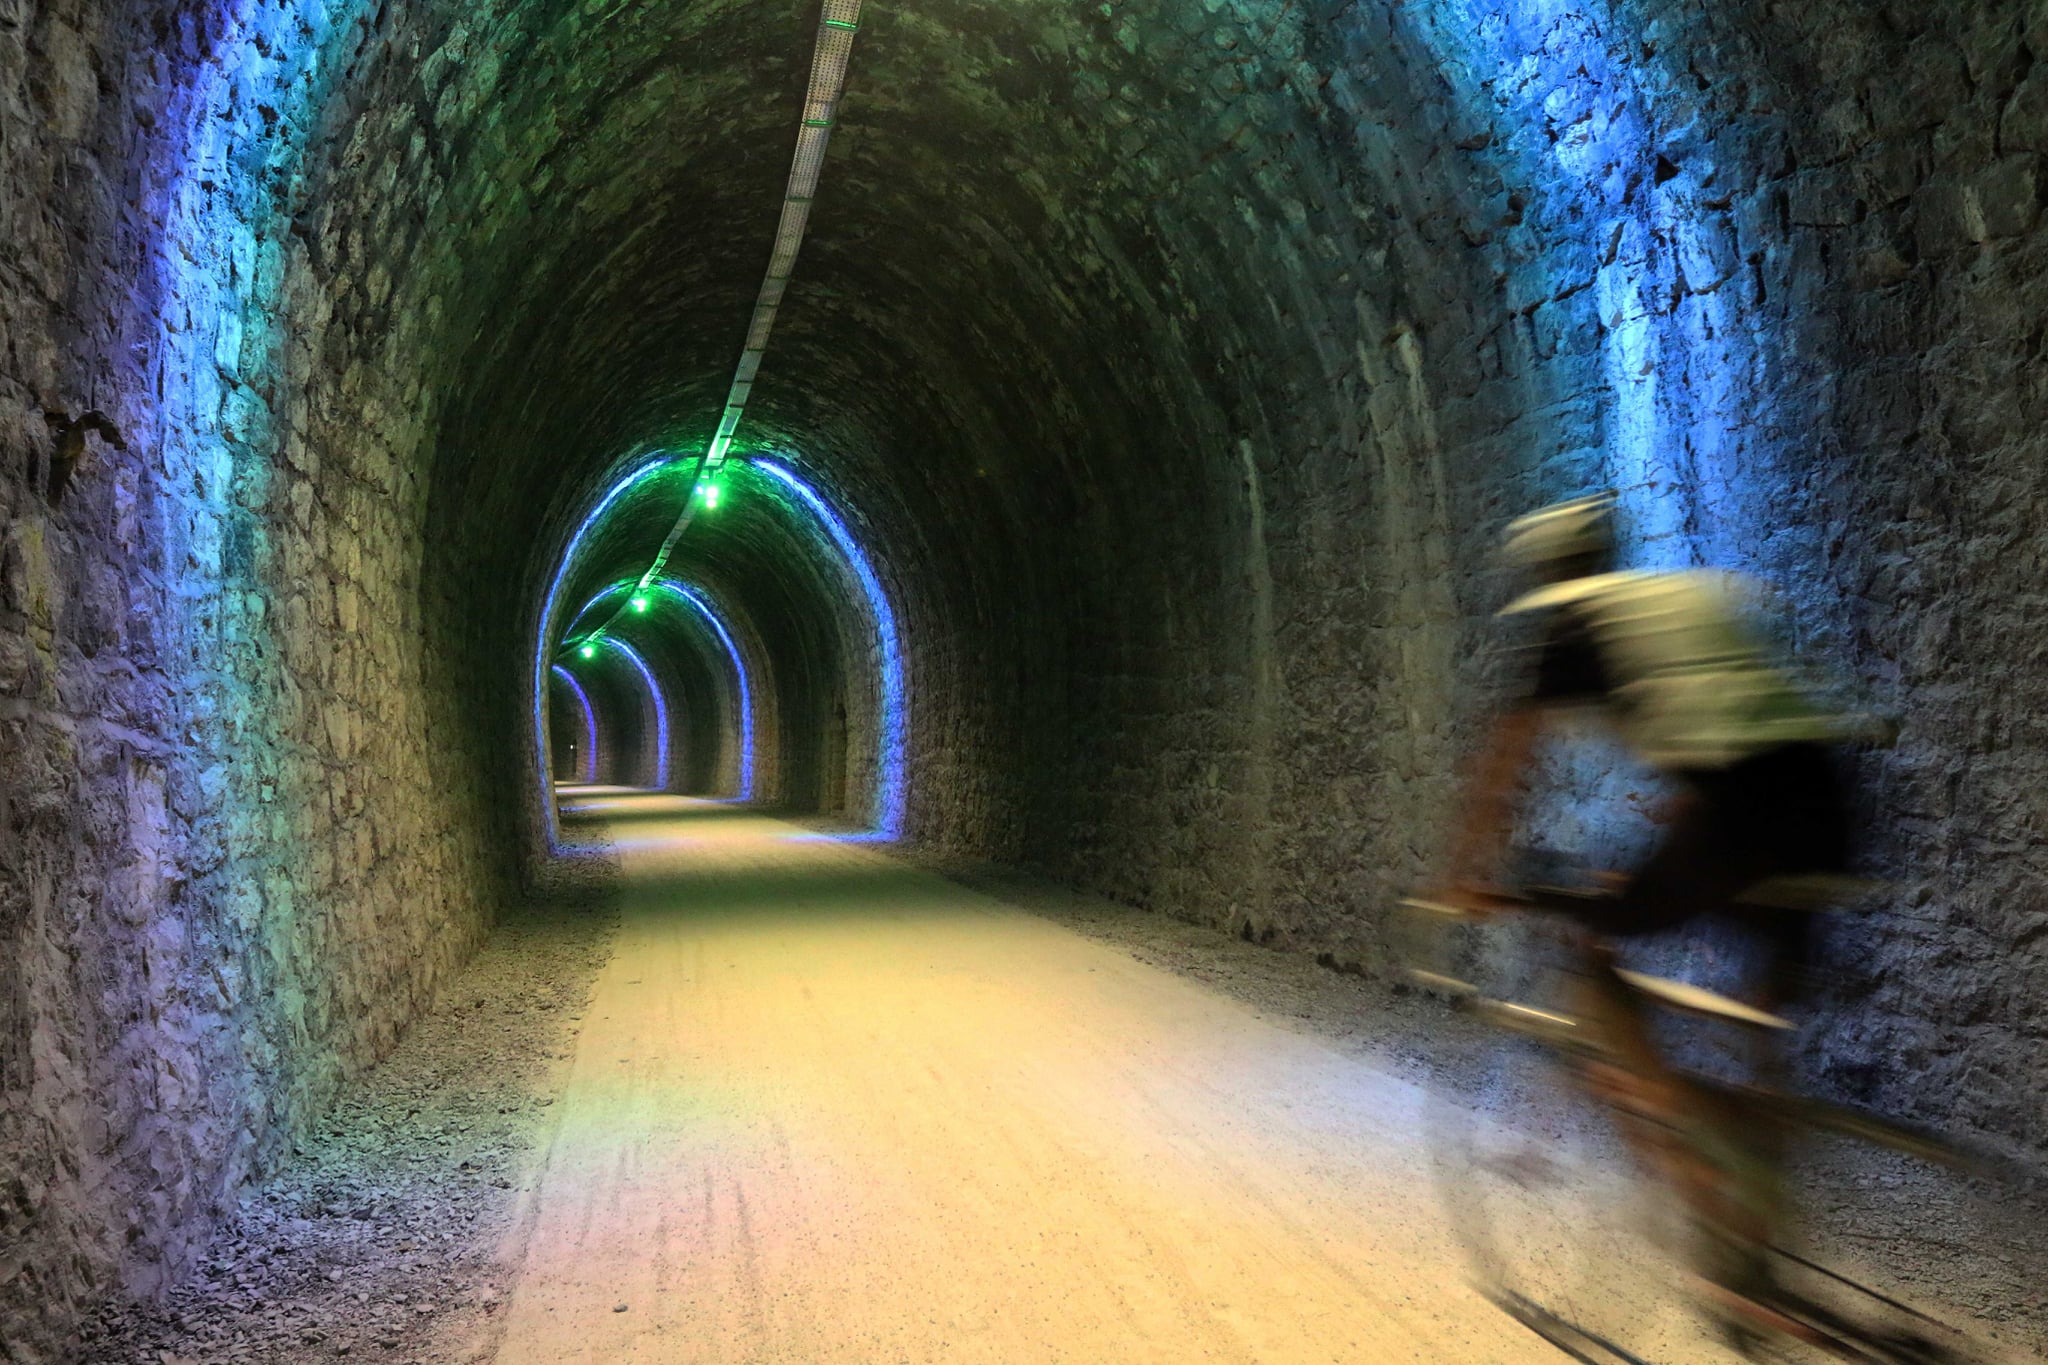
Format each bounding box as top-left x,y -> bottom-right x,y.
1711,1309 -> 1768,1360
1871,1328 -> 1965,1364
1406,881 -> 1523,920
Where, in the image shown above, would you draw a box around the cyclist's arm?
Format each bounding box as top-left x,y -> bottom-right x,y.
1436,704 -> 1549,904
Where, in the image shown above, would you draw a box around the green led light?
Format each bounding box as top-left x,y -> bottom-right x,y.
578,643 -> 596,659
630,595 -> 648,613
698,481 -> 722,510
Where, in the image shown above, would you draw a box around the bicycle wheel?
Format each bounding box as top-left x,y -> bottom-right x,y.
1760,1102 -> 2042,1363
1412,913 -> 1697,1362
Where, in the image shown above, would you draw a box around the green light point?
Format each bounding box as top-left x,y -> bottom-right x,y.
578,642 -> 596,659
630,595 -> 648,613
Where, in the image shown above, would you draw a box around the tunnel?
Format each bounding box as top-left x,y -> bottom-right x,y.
5,0 -> 2047,1360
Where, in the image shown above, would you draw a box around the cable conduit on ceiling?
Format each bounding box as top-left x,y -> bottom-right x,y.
704,0 -> 864,472
567,0 -> 865,658
647,0 -> 863,573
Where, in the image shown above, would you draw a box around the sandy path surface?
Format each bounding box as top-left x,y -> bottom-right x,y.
493,796 -> 1686,1364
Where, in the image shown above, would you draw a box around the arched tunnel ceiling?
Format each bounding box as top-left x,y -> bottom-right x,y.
13,1 -> 2048,1355
333,0 -> 1519,857
353,0 -> 1497,648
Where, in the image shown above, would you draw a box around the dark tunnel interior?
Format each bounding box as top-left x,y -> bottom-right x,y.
6,0 -> 2048,1356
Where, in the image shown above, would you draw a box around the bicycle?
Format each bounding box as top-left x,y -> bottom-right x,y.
1400,872 -> 2023,1364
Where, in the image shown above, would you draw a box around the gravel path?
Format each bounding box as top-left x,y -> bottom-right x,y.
924,856 -> 2048,1362
79,812 -> 2043,1364
81,904 -> 619,1365
489,800 -> 1578,1364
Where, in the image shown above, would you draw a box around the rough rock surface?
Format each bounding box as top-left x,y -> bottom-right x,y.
3,2 -> 520,1357
76,902 -> 616,1365
6,1 -> 2048,1361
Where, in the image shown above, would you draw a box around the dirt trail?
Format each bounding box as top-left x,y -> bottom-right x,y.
82,793 -> 2030,1364
491,796 -> 1680,1364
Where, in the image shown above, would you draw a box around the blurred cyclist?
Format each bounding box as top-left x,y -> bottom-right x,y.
1434,491 -> 1858,1005
1429,491 -> 1872,1324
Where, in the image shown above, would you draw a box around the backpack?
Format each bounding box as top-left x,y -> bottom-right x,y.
1502,570 -> 1847,771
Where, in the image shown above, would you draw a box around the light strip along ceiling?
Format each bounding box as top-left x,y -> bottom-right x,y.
708,0 -> 864,472
635,0 -> 865,592
567,0 -> 866,658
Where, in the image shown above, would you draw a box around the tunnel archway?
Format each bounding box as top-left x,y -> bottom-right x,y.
650,579 -> 761,802
747,458 -> 908,838
596,637 -> 672,791
530,453 -> 909,843
10,1 -> 2048,1354
558,576 -> 760,801
547,649 -> 650,790
547,664 -> 600,785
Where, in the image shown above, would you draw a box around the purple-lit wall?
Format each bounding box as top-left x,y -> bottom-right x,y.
0,3 -> 515,1353
7,3 -> 2048,1361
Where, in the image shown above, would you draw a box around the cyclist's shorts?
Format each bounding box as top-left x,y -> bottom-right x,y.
1680,740 -> 1851,877
1590,741 -> 1851,944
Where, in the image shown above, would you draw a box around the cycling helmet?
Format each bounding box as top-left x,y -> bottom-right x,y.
1501,492 -> 1617,577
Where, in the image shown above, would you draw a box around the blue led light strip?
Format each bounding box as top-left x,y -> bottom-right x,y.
603,638 -> 671,790
651,581 -> 758,801
550,664 -> 600,785
753,459 -> 905,837
533,454 -> 676,845
564,580 -> 759,801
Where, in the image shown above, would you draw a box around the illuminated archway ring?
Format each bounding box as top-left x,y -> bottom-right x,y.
601,636 -> 670,790
548,664 -> 600,785
531,454 -> 680,849
562,578 -> 758,802
749,458 -> 906,839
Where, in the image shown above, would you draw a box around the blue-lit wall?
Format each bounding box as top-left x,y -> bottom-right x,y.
0,1 -> 527,1349
1257,0 -> 2047,1147
6,5 -> 2044,1356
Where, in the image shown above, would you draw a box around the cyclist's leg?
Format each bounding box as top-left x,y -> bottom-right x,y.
1528,794 -> 1795,1305
1525,750 -> 1878,1333
1538,747 -> 1847,1013
1716,741 -> 1854,1012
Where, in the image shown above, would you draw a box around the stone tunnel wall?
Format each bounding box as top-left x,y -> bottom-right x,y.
0,3 -> 516,1358
6,0 -> 2048,1361
930,0 -> 2048,1156
730,0 -> 2047,1162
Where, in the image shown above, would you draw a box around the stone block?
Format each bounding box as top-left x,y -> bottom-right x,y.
1968,154 -> 2042,239
2001,67 -> 2048,153
1854,136 -> 1929,211
1787,165 -> 1862,227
